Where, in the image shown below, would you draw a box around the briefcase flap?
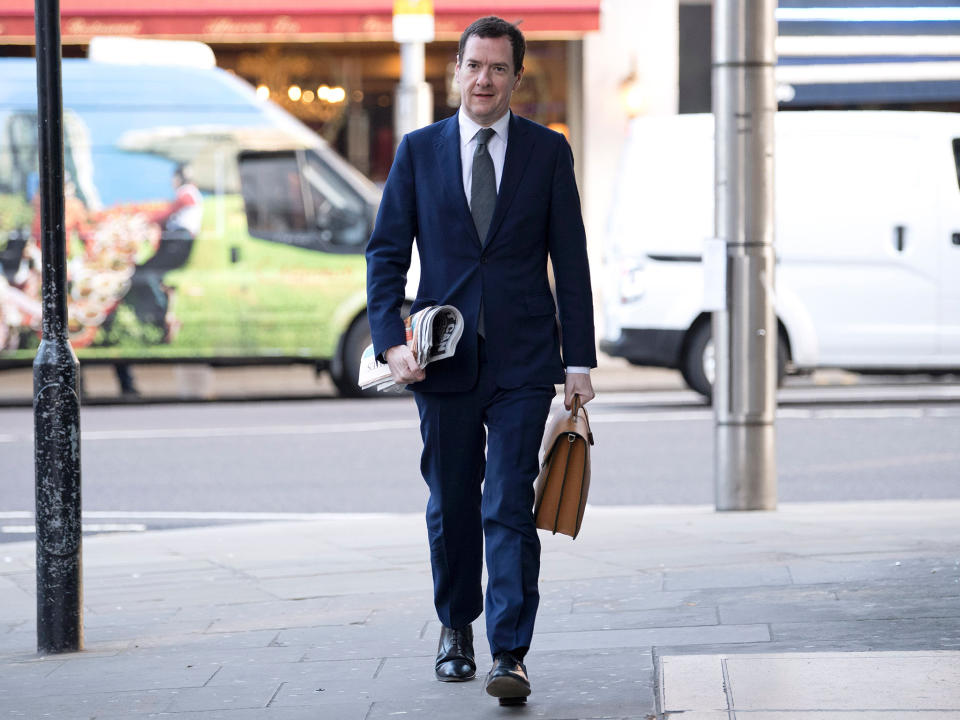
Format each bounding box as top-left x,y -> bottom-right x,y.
534,395 -> 593,539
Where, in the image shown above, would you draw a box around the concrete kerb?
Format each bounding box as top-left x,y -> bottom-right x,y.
1,501 -> 959,719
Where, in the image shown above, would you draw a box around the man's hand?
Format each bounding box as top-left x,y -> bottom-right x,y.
385,345 -> 425,385
564,371 -> 595,410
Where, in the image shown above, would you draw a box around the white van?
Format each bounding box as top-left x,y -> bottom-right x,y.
600,111 -> 960,396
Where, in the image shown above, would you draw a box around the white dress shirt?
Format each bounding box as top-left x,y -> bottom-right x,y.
456,109 -> 588,376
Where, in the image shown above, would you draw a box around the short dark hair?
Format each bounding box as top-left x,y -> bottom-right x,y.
173,164 -> 192,185
458,16 -> 525,75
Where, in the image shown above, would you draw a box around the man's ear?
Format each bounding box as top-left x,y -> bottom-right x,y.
513,66 -> 524,90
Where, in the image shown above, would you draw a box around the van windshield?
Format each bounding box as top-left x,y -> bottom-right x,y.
953,139 -> 960,192
303,149 -> 369,247
239,148 -> 370,250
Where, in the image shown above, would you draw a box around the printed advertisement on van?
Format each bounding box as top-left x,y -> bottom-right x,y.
0,58 -> 382,395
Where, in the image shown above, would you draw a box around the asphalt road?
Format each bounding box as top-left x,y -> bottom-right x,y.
2,385 -> 959,543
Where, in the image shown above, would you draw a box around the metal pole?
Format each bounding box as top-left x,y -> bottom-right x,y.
34,0 -> 83,653
394,41 -> 433,147
712,0 -> 777,510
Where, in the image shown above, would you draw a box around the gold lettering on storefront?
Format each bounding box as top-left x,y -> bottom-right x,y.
204,18 -> 268,35
361,17 -> 392,34
271,16 -> 301,34
65,18 -> 143,36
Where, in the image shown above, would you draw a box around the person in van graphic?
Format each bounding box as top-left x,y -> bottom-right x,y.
152,164 -> 202,239
124,163 -> 202,343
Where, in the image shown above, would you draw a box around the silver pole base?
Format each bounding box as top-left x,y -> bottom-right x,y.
715,422 -> 777,511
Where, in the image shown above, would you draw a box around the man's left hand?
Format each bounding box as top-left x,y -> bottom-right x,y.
564,372 -> 595,410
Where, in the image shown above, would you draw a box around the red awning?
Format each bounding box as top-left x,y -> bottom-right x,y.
1,1 -> 600,44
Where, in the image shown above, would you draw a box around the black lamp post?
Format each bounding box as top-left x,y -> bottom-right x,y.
33,0 -> 84,654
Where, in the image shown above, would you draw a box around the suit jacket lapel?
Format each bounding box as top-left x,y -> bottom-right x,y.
434,116 -> 479,244
485,112 -> 534,248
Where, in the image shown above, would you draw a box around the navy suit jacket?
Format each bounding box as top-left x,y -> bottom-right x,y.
365,112 -> 596,393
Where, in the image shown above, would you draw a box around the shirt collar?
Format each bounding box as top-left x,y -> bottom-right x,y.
458,109 -> 511,147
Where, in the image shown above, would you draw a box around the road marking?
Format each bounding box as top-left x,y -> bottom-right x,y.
811,407 -> 925,419
85,419 -> 422,441
782,451 -> 960,476
584,406 -> 958,425
0,406 -> 956,444
2,523 -> 147,534
588,410 -> 712,424
0,511 -> 410,522
591,386 -> 960,405
0,419 -> 422,443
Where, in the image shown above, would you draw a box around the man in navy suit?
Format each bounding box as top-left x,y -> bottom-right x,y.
366,16 -> 596,705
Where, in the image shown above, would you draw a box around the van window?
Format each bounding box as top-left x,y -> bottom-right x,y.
239,152 -> 311,242
953,139 -> 960,191
238,149 -> 368,252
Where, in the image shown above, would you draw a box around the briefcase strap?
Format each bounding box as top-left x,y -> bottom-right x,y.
571,394 -> 594,446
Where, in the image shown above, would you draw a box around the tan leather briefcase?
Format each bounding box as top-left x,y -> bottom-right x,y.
534,394 -> 594,539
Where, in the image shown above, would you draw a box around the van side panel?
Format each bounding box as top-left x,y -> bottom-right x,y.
776,124 -> 938,364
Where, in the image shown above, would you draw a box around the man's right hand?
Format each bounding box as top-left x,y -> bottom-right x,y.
385,345 -> 425,385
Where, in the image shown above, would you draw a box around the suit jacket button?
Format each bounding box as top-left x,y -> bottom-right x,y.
480,256 -> 488,264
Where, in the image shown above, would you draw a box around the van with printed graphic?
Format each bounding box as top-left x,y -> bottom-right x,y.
601,112 -> 960,397
0,53 -> 400,396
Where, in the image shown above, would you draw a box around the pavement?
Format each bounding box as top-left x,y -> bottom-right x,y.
3,356 -> 959,408
2,500 -> 960,719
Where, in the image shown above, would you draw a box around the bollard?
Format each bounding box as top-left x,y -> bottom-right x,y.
33,0 -> 84,654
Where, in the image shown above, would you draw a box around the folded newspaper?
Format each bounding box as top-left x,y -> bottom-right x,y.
358,305 -> 465,392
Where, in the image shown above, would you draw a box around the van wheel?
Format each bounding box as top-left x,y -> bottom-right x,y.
680,322 -> 788,399
332,314 -> 378,398
680,323 -> 715,398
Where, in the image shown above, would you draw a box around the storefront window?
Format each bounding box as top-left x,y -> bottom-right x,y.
217,40 -> 572,185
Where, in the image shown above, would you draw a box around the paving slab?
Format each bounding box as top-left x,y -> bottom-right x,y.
3,688 -> 179,718
787,556 -> 960,585
727,652 -> 960,711
659,651 -> 960,716
534,605 -> 721,633
717,586 -> 960,626
534,623 -> 771,653
205,598 -> 372,633
769,617 -> 960,651
663,563 -> 793,591
163,683 -> 281,713
658,654 -> 727,712
258,567 -> 432,599
728,714 -> 960,719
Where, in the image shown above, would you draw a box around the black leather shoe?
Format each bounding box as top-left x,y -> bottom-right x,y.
484,652 -> 531,705
435,624 -> 476,682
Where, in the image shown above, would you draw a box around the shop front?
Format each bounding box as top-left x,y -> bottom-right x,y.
2,1 -> 599,183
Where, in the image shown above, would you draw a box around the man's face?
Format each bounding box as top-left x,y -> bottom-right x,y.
455,34 -> 522,127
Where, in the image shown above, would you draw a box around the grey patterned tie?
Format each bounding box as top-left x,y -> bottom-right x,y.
471,128 -> 497,245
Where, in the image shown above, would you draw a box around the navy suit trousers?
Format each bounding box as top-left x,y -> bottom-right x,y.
414,341 -> 554,658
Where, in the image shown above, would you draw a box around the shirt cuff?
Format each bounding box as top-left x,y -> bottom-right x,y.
565,366 -> 590,374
